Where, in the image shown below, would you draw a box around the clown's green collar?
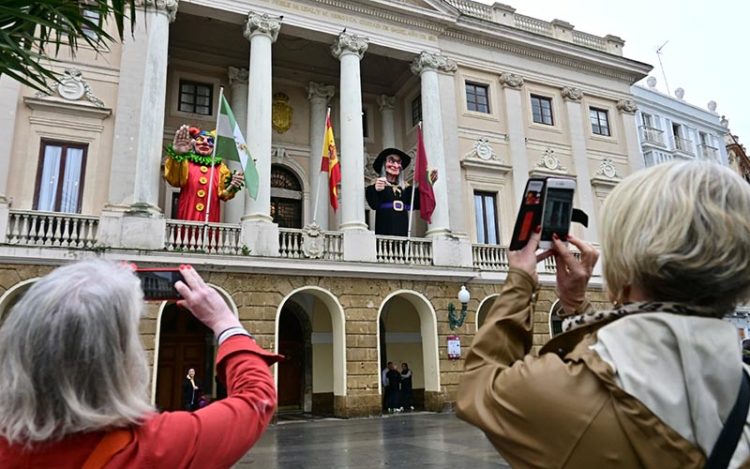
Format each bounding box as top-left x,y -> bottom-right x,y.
166,145 -> 222,166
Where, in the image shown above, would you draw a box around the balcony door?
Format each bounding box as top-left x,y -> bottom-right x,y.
34,140 -> 88,213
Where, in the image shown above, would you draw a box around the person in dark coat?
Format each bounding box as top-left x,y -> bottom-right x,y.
385,363 -> 402,412
365,148 -> 437,236
400,362 -> 414,411
183,367 -> 200,411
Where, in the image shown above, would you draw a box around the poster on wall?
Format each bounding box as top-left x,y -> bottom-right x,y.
447,335 -> 461,360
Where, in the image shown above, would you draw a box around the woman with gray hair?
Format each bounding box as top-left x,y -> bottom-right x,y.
0,261 -> 279,468
457,161 -> 750,468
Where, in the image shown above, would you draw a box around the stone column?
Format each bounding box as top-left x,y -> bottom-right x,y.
617,99 -> 643,173
0,76 -> 21,243
224,66 -> 249,224
411,51 -> 456,238
307,82 -> 335,230
376,95 -> 396,149
331,32 -> 375,262
499,72 -> 528,203
562,86 -> 598,242
99,0 -> 177,249
240,12 -> 282,256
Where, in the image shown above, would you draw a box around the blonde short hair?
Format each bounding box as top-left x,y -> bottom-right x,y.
0,260 -> 153,444
601,161 -> 750,316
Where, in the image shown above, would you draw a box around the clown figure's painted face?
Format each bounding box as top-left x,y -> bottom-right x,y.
384,155 -> 402,182
193,133 -> 214,156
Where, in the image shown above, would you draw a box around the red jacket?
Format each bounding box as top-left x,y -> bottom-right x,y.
0,336 -> 279,468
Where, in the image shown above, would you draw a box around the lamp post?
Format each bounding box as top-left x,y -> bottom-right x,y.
448,285 -> 470,330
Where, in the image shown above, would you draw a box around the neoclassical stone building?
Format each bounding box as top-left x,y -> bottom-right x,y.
0,0 -> 649,417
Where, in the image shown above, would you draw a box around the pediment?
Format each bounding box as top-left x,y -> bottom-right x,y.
377,0 -> 460,18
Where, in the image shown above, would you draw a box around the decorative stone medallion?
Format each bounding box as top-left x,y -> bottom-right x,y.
36,69 -> 105,107
536,148 -> 567,172
470,137 -> 496,161
302,223 -> 325,259
596,158 -> 619,179
272,93 -> 293,134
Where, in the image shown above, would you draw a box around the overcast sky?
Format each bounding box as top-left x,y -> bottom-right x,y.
474,0 -> 748,143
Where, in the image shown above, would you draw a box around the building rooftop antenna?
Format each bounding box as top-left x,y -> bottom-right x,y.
656,40 -> 671,95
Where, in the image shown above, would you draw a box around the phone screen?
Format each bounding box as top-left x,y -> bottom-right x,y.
509,179 -> 545,250
541,187 -> 574,241
136,270 -> 183,301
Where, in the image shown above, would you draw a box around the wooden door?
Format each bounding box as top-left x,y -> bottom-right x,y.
277,310 -> 304,409
156,305 -> 212,411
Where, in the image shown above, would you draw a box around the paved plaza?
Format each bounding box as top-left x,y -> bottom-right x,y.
238,412 -> 510,468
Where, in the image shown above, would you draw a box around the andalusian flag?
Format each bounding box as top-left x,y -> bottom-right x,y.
216,94 -> 259,199
320,113 -> 341,210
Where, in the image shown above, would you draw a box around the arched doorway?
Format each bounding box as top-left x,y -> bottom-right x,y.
475,294 -> 499,331
270,164 -> 303,228
155,304 -> 214,411
275,287 -> 346,417
0,279 -> 37,325
377,291 -> 439,413
277,302 -> 311,412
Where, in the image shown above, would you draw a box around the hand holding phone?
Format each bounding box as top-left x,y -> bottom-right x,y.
134,267 -> 185,301
510,177 -> 576,251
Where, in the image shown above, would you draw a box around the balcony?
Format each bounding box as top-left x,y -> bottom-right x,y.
674,136 -> 695,156
698,144 -> 719,161
639,126 -> 665,147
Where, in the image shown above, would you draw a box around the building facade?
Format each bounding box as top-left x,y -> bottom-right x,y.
0,0 -> 649,417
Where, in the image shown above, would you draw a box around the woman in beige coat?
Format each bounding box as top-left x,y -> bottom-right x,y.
456,161 -> 750,468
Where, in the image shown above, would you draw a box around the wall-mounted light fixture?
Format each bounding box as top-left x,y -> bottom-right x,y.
448,285 -> 471,330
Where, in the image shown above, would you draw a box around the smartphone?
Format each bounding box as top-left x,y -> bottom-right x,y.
135,268 -> 184,301
509,178 -> 545,250
539,178 -> 576,249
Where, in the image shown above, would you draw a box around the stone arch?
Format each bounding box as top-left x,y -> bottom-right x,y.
376,290 -> 440,395
475,293 -> 499,331
150,283 -> 239,405
0,278 -> 39,322
275,286 -> 347,399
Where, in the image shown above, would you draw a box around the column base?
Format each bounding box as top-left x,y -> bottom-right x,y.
339,221 -> 369,231
425,226 -> 451,238
242,213 -> 274,224
98,206 -> 166,250
432,236 -> 473,268
125,202 -> 164,217
424,390 -> 447,412
342,229 -> 376,262
240,219 -> 279,257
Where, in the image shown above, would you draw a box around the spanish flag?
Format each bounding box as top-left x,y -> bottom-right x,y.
320,112 -> 341,211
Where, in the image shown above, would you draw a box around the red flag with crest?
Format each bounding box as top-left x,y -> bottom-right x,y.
415,126 -> 436,223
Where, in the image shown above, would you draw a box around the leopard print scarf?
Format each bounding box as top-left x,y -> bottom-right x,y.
561,301 -> 720,333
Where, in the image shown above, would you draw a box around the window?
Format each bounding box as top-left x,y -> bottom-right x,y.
473,191 -> 499,244
530,95 -> 553,125
34,141 -> 88,213
178,80 -> 213,115
465,82 -> 490,113
81,8 -> 102,41
411,96 -> 422,127
270,165 -> 303,229
641,112 -> 654,128
589,107 -> 610,136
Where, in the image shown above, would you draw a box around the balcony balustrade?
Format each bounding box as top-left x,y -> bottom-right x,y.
698,144 -> 719,161
674,136 -> 694,155
639,126 -> 665,147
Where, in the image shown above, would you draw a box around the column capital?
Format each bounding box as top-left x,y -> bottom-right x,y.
561,86 -> 584,102
244,11 -> 282,42
498,72 -> 524,89
228,66 -> 249,86
307,81 -> 336,102
331,32 -> 369,60
616,98 -> 638,114
410,51 -> 457,76
134,0 -> 178,22
376,94 -> 396,111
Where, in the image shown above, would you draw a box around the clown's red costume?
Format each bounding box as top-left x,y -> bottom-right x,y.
163,126 -> 241,222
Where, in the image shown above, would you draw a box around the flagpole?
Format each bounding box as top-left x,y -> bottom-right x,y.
203,86 -> 224,249
406,121 -> 422,263
312,107 -> 331,226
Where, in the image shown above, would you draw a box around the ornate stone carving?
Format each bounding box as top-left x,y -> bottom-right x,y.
536,148 -> 567,172
616,99 -> 637,114
595,158 -> 619,179
307,82 -> 335,102
134,0 -> 178,22
272,146 -> 289,160
228,67 -> 248,85
561,86 -> 583,102
498,72 -> 524,89
302,223 -> 325,259
331,32 -> 369,60
272,93 -> 293,134
467,137 -> 497,161
376,95 -> 395,111
244,11 -> 282,42
410,51 -> 457,75
35,69 -> 105,107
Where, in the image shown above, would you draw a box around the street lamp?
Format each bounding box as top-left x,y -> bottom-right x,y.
448,285 -> 471,330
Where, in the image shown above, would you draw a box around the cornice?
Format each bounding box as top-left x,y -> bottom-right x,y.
24,97 -> 112,119
308,0 -> 455,32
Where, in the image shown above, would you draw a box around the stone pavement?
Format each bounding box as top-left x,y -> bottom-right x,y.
237,412 -> 510,468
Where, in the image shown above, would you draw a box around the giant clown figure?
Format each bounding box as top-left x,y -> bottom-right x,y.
164,125 -> 244,222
